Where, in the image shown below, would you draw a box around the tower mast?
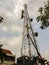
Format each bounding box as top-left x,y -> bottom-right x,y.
21,4 -> 42,58
16,4 -> 49,65
21,4 -> 31,57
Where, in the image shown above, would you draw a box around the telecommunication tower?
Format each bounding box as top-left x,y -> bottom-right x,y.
21,4 -> 41,58
15,4 -> 49,65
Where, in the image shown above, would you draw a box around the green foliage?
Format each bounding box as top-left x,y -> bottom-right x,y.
36,0 -> 49,29
0,17 -> 4,23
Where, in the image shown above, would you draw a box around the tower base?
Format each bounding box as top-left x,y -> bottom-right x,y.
16,56 -> 40,65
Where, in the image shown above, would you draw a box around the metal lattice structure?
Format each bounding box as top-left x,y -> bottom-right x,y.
21,4 -> 41,58
18,4 -> 49,65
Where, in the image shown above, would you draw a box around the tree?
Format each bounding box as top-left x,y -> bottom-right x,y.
0,16 -> 4,23
0,44 -> 3,63
36,0 -> 49,29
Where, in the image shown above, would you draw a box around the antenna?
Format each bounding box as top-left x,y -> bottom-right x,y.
21,4 -> 42,58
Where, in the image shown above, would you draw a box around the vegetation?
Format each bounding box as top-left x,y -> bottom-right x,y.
0,16 -> 4,23
36,0 -> 49,29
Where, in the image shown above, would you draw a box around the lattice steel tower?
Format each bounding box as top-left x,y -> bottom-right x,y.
16,4 -> 49,65
21,4 -> 42,58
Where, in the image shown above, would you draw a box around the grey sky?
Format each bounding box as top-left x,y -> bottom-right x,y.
0,0 -> 49,61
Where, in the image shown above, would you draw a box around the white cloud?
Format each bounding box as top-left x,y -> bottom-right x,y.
11,25 -> 22,32
0,0 -> 49,61
0,36 -> 22,54
2,26 -> 7,32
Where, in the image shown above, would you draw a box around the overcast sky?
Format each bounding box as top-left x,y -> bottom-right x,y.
0,0 -> 49,61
